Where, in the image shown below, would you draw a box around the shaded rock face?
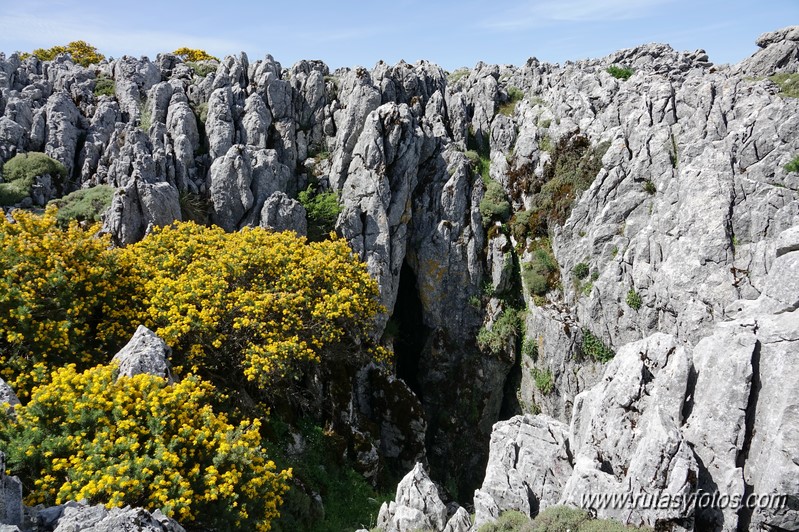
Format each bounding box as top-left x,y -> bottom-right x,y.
0,26 -> 798,527
0,452 -> 23,529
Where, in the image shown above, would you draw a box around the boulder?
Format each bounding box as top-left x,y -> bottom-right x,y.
111,325 -> 173,382
376,463 -> 466,532
0,379 -> 19,408
735,26 -> 799,76
259,191 -> 307,235
0,453 -> 23,528
472,414 -> 572,529
52,502 -> 184,532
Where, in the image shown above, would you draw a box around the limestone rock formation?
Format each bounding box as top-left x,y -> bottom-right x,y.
0,25 -> 798,532
51,502 -> 184,532
475,224 -> 799,531
472,415 -> 572,528
259,191 -> 307,235
0,379 -> 19,408
376,463 -> 471,532
0,452 -> 23,529
111,325 -> 174,382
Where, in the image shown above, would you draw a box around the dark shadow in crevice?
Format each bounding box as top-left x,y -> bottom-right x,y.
391,262 -> 429,400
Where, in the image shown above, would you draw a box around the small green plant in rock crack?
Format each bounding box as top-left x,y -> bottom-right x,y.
626,288 -> 642,310
607,65 -> 634,80
573,262 -> 590,280
532,367 -> 554,395
581,328 -> 615,363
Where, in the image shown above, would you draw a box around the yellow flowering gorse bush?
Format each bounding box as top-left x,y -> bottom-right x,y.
0,364 -> 290,531
114,222 -> 387,391
0,207 -> 132,398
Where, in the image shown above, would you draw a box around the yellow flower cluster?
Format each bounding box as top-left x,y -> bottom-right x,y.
0,364 -> 290,531
116,222 -> 387,391
30,40 -> 105,67
172,47 -> 219,62
0,207 -> 133,399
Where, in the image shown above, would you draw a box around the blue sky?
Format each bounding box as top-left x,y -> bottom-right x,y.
0,1 -> 795,70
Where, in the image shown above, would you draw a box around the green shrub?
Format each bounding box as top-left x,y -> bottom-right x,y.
466,149 -> 491,184
581,329 -> 615,363
784,156 -> 799,173
573,262 -> 589,280
93,74 -> 115,97
298,185 -> 342,241
268,420 -> 389,532
3,151 -> 67,183
48,185 -> 114,225
606,65 -> 634,80
0,181 -> 29,206
520,135 -> 609,237
538,135 -> 552,152
139,99 -> 152,132
770,72 -> 799,98
480,180 -> 512,226
522,242 -> 559,298
529,506 -> 651,531
532,368 -> 554,395
478,510 -> 531,531
522,338 -> 538,361
530,505 -> 590,531
643,180 -> 656,194
186,61 -> 217,78
0,152 -> 67,206
498,87 -> 524,116
477,309 -> 522,356
448,68 -> 470,84
510,210 -> 532,242
581,281 -> 594,296
626,288 -> 642,310
193,102 -> 210,124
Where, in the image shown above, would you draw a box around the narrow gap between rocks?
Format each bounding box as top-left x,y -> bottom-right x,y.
392,262 -> 429,399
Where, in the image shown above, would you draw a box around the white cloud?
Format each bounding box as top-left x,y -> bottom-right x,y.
484,0 -> 676,30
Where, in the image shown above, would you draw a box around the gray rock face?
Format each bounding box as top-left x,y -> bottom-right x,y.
112,56 -> 161,122
735,26 -> 799,76
329,69 -> 382,190
743,311 -> 799,531
477,226 -> 799,531
111,325 -> 173,382
52,502 -> 185,532
337,102 -> 423,315
377,463 -> 470,532
0,453 -> 23,528
0,379 -> 19,408
259,191 -> 306,235
563,333 -> 697,529
42,91 -> 83,179
208,145 -> 291,230
102,180 -> 181,246
472,415 -> 572,529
